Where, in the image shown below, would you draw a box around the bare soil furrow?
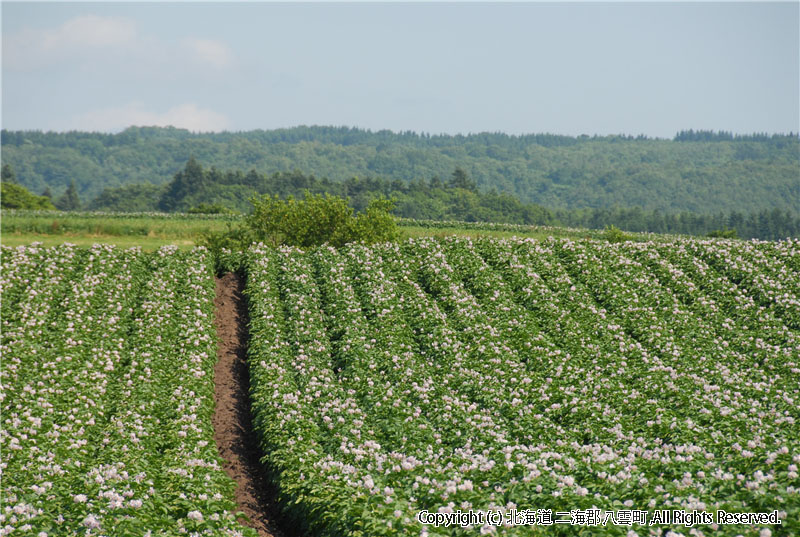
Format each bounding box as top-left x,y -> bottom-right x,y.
213,272 -> 293,537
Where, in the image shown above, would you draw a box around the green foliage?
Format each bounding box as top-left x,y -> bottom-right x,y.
199,223 -> 252,264
1,210 -> 607,251
247,193 -> 351,248
1,211 -> 235,243
1,181 -> 57,210
348,197 -> 399,245
7,145 -> 799,239
55,180 -> 81,211
88,183 -> 166,212
2,163 -> 17,183
14,152 -> 796,240
1,244 -> 259,535
241,237 -> 800,537
246,192 -> 397,248
673,129 -> 794,142
187,202 -> 237,215
201,193 -> 399,258
706,227 -> 738,239
89,158 -> 800,240
3,126 -> 798,215
159,157 -> 205,212
603,224 -> 631,243
449,166 -> 477,192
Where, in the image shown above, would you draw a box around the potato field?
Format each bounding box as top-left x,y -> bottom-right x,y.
2,237 -> 799,536
1,245 -> 252,536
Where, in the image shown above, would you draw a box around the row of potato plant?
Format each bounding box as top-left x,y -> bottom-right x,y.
243,237 -> 798,537
1,244 -> 255,536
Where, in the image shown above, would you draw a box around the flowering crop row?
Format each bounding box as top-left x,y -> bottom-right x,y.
1,244 -> 255,537
243,237 -> 799,537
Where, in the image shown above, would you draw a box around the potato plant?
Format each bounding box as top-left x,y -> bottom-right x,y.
243,237 -> 799,537
0,244 -> 255,536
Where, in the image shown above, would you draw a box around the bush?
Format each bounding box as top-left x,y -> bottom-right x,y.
201,192 -> 398,259
603,224 -> 631,243
187,203 -> 237,215
348,197 -> 398,245
706,228 -> 738,239
247,193 -> 351,248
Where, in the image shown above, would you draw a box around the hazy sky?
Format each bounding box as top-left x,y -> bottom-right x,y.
2,2 -> 798,138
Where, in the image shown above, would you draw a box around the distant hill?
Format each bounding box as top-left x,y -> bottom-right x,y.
1,126 -> 798,214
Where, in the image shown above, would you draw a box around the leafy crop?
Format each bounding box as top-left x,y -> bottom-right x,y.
2,235 -> 798,537
0,244 -> 255,536
243,236 -> 799,536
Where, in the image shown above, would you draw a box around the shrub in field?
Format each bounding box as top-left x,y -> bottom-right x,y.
707,227 -> 738,239
603,224 -> 632,243
247,192 -> 353,247
202,192 -> 398,263
247,192 -> 398,248
187,202 -> 238,215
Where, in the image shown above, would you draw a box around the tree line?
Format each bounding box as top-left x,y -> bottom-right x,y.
2,126 -> 797,216
3,158 -> 798,240
673,129 -> 798,142
76,160 -> 800,240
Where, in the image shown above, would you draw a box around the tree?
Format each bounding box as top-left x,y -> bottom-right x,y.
1,182 -> 56,210
1,163 -> 16,183
449,166 -> 477,192
56,180 -> 81,211
89,183 -> 165,212
159,157 -> 206,212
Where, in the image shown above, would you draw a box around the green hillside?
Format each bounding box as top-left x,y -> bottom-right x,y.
2,126 -> 798,214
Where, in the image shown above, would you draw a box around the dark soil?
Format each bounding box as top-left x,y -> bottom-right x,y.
213,272 -> 294,537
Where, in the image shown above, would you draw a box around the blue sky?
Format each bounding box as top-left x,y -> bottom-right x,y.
2,2 -> 798,138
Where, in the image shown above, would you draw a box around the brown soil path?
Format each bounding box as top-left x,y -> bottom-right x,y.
213,272 -> 293,537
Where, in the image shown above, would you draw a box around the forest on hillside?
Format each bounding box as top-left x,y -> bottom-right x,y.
2,126 -> 798,215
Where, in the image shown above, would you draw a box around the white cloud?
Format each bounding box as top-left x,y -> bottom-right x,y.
4,15 -> 137,69
4,14 -> 234,73
46,15 -> 137,49
181,38 -> 233,69
74,102 -> 231,132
